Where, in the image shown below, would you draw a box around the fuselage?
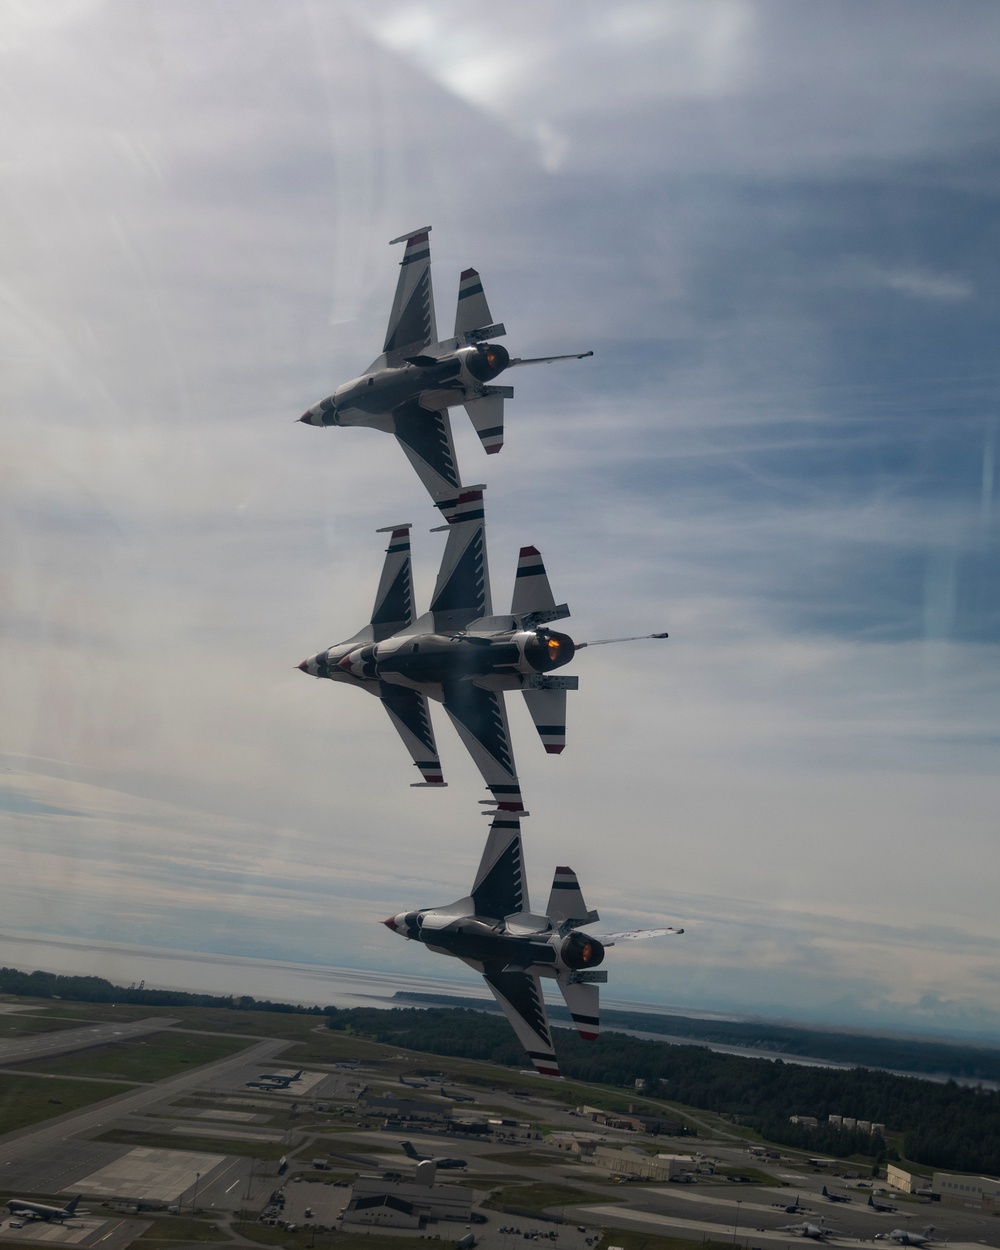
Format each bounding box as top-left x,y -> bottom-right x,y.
299,627 -> 575,692
301,342 -> 510,426
383,909 -> 604,979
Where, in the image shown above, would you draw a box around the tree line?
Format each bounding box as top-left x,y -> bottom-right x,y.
326,1005 -> 1000,1176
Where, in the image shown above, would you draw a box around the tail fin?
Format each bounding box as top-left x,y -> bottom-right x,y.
385,228 -> 436,361
510,547 -> 569,629
557,976 -> 601,1042
546,866 -> 599,929
522,682 -> 575,754
454,268 -> 494,340
371,525 -> 414,640
65,1198 -> 81,1216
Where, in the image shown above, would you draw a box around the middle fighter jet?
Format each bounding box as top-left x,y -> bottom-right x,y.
297,488 -> 576,813
299,226 -> 593,519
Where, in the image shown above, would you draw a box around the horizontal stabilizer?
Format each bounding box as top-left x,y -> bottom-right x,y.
546,866 -> 598,929
557,975 -> 600,1041
463,390 -> 510,455
522,686 -> 568,754
511,546 -> 570,626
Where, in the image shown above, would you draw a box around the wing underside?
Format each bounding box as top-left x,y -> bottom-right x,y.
471,813 -> 527,919
482,966 -> 560,1077
429,488 -> 490,628
442,681 -> 522,811
379,681 -> 445,787
390,400 -> 462,509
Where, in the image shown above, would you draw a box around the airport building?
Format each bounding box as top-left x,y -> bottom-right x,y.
343,1161 -> 473,1228
886,1165 -> 932,1194
592,1145 -> 701,1181
932,1172 -> 1000,1211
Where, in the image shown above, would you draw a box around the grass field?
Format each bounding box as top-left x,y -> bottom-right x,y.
485,1183 -> 622,1213
137,1215 -> 231,1241
0,1013 -> 94,1035
13,1030 -> 254,1081
0,1074 -> 138,1135
96,1127 -> 287,1160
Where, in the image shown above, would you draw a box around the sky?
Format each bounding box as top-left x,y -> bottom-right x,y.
2,0 -> 999,1041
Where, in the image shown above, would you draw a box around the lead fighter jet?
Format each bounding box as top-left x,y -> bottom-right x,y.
383,810 -> 683,1076
299,227 -> 592,518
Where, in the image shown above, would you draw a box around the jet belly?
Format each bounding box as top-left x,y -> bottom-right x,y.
418,916 -> 558,969
371,634 -> 521,685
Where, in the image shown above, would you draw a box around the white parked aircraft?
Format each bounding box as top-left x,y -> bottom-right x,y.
6,1195 -> 82,1223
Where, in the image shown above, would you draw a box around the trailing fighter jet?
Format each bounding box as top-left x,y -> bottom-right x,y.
296,488 -> 667,810
382,810 -> 683,1076
299,227 -> 592,517
875,1228 -> 937,1245
6,1196 -> 82,1223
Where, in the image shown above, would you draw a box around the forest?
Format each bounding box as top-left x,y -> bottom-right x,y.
327,1004 -> 1000,1177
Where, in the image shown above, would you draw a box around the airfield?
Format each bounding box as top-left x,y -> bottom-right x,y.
0,1000 -> 997,1250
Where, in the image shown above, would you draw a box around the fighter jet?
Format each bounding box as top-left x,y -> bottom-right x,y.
382,810 -> 683,1076
299,227 -> 592,517
876,1228 -> 937,1245
297,489 -> 666,810
6,1196 -> 82,1223
778,1218 -> 843,1240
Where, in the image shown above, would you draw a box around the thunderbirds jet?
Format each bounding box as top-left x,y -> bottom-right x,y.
399,1141 -> 467,1169
297,489 -> 666,810
382,810 -> 682,1076
299,227 -> 592,518
778,1218 -> 843,1240
876,1229 -> 937,1245
6,1196 -> 82,1223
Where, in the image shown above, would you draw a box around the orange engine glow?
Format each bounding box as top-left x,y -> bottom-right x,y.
547,638 -> 561,660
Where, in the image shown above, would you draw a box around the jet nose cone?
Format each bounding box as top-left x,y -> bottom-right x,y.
297,660 -> 310,673
382,914 -> 400,932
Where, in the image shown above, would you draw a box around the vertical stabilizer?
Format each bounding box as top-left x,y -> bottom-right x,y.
471,813 -> 527,919
510,546 -> 569,628
454,268 -> 493,339
546,866 -> 599,929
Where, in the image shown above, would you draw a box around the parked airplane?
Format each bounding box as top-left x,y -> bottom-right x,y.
257,1070 -> 303,1086
6,1196 -> 82,1223
300,227 -> 592,516
876,1228 -> 937,1245
868,1195 -> 898,1213
776,1197 -> 809,1214
399,1141 -> 467,1169
778,1218 -> 842,1240
298,492 -> 666,809
823,1186 -> 852,1203
383,810 -> 682,1076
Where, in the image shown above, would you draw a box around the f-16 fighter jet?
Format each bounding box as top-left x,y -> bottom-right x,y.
297,488 -> 570,811
297,488 -> 667,810
383,810 -> 683,1076
299,227 -> 592,518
